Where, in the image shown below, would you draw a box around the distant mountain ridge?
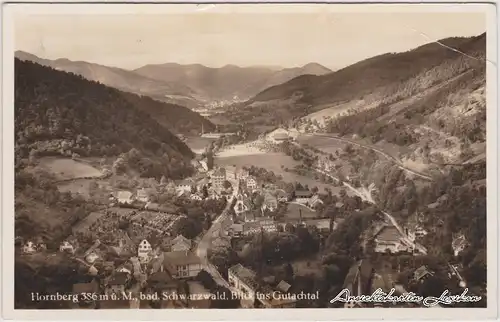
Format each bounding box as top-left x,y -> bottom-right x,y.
224,34 -> 486,150
15,51 -> 203,108
250,34 -> 485,107
133,61 -> 332,101
16,50 -> 332,105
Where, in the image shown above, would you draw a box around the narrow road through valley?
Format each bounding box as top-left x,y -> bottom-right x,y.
317,169 -> 428,255
303,133 -> 434,181
196,194 -> 236,288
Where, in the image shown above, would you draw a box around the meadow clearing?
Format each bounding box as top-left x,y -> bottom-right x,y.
215,153 -> 338,192
37,157 -> 103,181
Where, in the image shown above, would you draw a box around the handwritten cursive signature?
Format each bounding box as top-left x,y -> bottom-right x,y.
422,289 -> 482,307
330,288 -> 482,307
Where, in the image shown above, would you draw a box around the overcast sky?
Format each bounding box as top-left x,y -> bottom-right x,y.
14,9 -> 486,70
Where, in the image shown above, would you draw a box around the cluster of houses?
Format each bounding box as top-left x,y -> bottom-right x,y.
228,263 -> 298,308
67,234 -> 211,309
315,155 -> 360,183
18,227 -> 218,309
226,184 -> 332,238
109,166 -> 233,207
363,221 -> 424,255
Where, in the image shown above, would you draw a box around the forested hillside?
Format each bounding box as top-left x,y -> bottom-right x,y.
14,59 -> 197,244
231,34 -> 486,129
15,51 -> 204,109
15,59 -> 195,169
254,34 -> 485,106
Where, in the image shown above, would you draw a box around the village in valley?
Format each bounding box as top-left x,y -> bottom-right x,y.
12,10 -> 487,311
15,127 -> 473,309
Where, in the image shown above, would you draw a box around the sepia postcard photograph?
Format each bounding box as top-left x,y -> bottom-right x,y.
1,1 -> 498,321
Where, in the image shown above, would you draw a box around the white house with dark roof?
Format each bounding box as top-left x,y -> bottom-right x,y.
176,179 -> 195,194
234,199 -> 252,215
138,239 -> 153,263
212,167 -> 227,190
228,264 -> 259,308
246,176 -> 258,190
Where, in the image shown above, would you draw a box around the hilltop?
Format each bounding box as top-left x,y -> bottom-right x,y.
225,35 -> 486,145
15,58 -> 199,174
252,34 -> 485,106
15,52 -> 215,134
15,58 -> 204,242
133,62 -> 332,101
15,51 -> 203,109
16,51 -> 332,106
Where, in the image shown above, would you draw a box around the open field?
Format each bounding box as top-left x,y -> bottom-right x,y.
57,179 -> 96,199
216,141 -> 268,157
303,100 -> 379,126
215,153 -> 336,191
37,157 -> 103,181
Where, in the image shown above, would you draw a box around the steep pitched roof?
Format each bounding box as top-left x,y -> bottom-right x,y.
229,264 -> 260,290
115,191 -> 133,201
163,251 -> 201,267
172,235 -> 191,246
374,225 -> 402,243
276,280 -> 291,293
414,266 -> 433,281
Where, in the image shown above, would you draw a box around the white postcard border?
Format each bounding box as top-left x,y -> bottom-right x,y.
1,1 -> 498,321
